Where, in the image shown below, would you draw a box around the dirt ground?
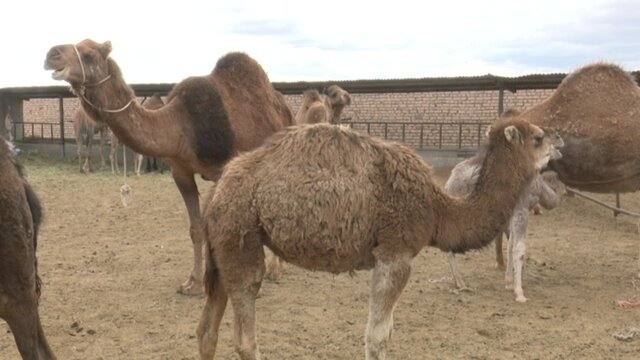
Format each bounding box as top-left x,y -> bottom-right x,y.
2,153 -> 640,359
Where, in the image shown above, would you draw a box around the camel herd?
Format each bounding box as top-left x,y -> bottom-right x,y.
0,38 -> 638,359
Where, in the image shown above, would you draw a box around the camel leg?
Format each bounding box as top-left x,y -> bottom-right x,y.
446,252 -> 468,290
4,304 -> 56,360
510,210 -> 530,303
83,136 -> 93,173
217,231 -> 265,360
98,129 -> 107,169
197,254 -> 229,359
505,230 -> 514,290
173,170 -> 205,295
365,256 -> 411,360
110,134 -> 119,175
264,248 -> 285,281
495,232 -> 505,269
76,140 -> 84,172
134,153 -> 143,176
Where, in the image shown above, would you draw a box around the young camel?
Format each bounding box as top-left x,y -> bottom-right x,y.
0,138 -> 56,359
45,39 -> 293,295
197,118 -> 556,359
73,108 -> 108,173
294,85 -> 351,125
445,143 -> 565,302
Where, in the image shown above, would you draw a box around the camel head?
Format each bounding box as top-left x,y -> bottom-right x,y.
324,85 -> 351,124
488,119 -> 559,172
44,39 -> 112,86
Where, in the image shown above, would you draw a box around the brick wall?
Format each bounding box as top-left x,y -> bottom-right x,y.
19,88 -> 555,150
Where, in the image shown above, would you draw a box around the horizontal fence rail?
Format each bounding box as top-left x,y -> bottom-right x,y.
342,121 -> 491,151
10,120 -> 490,151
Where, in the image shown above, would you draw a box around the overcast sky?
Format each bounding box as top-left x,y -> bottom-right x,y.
4,0 -> 639,88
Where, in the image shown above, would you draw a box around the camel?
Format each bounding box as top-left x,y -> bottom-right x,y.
73,108 -> 108,173
294,85 -> 351,125
197,118 -> 557,359
520,62 -> 640,194
444,125 -> 566,302
1,137 -> 56,359
45,39 -> 293,295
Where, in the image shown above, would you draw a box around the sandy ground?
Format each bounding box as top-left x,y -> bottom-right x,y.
2,153 -> 640,359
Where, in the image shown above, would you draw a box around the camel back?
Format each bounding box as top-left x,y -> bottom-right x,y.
522,63 -> 640,192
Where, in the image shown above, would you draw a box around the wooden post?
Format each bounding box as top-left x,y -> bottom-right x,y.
59,97 -> 65,158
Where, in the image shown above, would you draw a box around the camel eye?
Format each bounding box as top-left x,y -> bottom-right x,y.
534,135 -> 544,147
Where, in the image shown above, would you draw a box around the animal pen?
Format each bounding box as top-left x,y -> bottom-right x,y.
2,72 -> 640,216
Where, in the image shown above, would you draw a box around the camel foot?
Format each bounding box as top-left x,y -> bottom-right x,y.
177,277 -> 204,296
515,290 -> 527,303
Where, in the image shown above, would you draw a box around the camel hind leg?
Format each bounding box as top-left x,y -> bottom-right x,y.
197,248 -> 229,359
213,230 -> 266,360
4,304 -> 55,360
365,254 -> 412,360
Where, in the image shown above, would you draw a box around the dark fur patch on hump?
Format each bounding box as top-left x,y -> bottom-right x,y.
168,76 -> 235,165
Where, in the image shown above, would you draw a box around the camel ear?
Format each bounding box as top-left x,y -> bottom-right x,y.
484,125 -> 492,138
100,41 -> 112,58
504,125 -> 523,144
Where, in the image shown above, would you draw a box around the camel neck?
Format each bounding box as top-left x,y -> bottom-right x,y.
74,61 -> 180,158
432,148 -> 534,253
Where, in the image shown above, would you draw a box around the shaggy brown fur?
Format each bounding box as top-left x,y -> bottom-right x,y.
73,109 -> 108,173
294,85 -> 351,125
197,118 -> 555,359
0,138 -> 56,359
44,39 -> 294,295
521,62 -> 640,193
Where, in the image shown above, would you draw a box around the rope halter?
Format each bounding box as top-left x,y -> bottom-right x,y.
73,45 -> 133,113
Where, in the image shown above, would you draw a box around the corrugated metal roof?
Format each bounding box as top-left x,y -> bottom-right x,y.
1,71 -> 638,99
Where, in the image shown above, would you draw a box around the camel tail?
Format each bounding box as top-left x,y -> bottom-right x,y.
202,224 -> 220,297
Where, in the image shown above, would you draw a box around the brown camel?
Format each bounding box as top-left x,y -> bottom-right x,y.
294,85 -> 351,125
73,108 -> 108,173
44,39 -> 293,295
197,118 -> 556,359
444,128 -> 565,302
521,62 -> 640,193
1,137 -> 56,359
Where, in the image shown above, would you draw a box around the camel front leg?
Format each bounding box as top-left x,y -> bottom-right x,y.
173,170 -> 205,295
508,209 -> 529,302
134,153 -> 143,176
446,252 -> 468,290
366,256 -> 411,360
98,129 -> 107,169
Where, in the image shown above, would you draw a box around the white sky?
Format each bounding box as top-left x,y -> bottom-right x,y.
3,0 -> 640,88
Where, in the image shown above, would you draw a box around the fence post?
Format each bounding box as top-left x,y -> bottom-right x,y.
58,97 -> 65,158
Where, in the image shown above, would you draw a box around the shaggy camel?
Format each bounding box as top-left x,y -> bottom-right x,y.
109,93 -> 165,176
197,118 -> 556,359
0,137 -> 56,359
294,85 -> 351,125
45,39 -> 293,294
521,62 -> 640,194
445,143 -> 565,302
73,108 -> 108,173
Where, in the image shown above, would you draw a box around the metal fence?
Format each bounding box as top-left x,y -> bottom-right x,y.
11,120 -> 490,151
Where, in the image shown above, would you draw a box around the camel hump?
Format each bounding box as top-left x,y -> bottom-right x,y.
211,52 -> 270,85
557,62 -> 638,98
302,89 -> 322,102
169,76 -> 235,166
